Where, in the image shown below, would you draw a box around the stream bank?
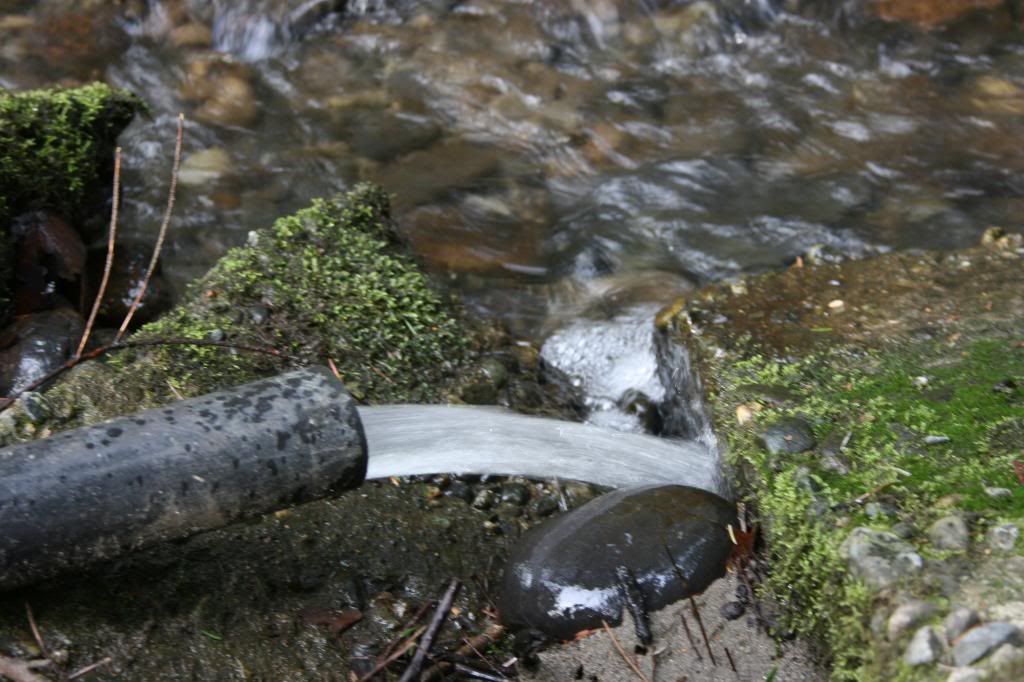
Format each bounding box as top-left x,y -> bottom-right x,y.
671,231 -> 1024,680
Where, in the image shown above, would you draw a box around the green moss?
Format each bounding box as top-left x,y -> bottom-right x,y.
0,83 -> 142,222
716,338 -> 1024,679
0,82 -> 143,322
132,183 -> 465,403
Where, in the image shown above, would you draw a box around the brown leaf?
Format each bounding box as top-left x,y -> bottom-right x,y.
300,608 -> 363,636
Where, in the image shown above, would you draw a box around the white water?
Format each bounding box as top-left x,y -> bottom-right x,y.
361,405 -> 728,497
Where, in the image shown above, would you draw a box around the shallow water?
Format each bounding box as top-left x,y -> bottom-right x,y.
3,0 -> 1023,334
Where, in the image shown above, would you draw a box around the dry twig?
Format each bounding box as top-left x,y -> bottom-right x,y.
688,597 -> 717,666
116,113 -> 185,342
67,656 -> 113,680
600,619 -> 649,682
76,147 -> 121,359
397,579 -> 460,682
357,625 -> 426,682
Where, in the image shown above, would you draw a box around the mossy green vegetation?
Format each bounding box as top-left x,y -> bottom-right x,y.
0,82 -> 143,322
0,83 -> 142,223
717,338 -> 1024,679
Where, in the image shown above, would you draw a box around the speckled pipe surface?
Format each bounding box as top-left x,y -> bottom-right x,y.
0,367 -> 367,590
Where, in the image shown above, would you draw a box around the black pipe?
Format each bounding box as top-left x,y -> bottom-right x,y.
0,367 -> 367,590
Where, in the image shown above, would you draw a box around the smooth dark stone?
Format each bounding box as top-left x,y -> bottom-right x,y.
720,600 -> 746,621
498,484 -> 736,640
756,416 -> 816,455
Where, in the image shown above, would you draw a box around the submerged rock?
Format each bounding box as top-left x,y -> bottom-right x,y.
498,484 -> 735,640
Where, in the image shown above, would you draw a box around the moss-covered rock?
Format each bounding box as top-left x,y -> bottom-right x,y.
0,82 -> 143,321
0,83 -> 141,224
0,184 -> 468,442
666,233 -> 1024,679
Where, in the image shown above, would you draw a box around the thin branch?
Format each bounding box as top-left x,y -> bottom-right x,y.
0,337 -> 294,413
67,656 -> 112,680
116,114 -> 185,342
600,619 -> 649,682
25,604 -> 49,662
357,625 -> 426,682
76,147 -> 121,359
689,597 -> 716,667
398,579 -> 460,682
679,611 -> 702,661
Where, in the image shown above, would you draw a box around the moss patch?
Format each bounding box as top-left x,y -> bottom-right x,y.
674,239 -> 1024,679
715,338 -> 1023,678
0,184 -> 468,442
0,82 -> 143,322
0,83 -> 142,223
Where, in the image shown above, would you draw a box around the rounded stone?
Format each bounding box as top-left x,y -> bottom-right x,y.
904,625 -> 944,666
929,515 -> 970,552
498,485 -> 736,639
987,524 -> 1019,553
756,416 -> 816,455
946,607 -> 982,643
888,600 -> 939,641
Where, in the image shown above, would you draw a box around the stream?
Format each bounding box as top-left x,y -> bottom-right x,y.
4,0 -> 1024,334
2,1 -> 1024,677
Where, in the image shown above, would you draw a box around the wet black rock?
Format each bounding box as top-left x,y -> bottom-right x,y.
0,308 -> 84,396
498,485 -> 736,640
756,416 -> 816,455
720,600 -> 746,621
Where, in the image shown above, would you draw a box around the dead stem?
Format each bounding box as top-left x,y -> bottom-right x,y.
67,656 -> 113,680
357,625 -> 426,682
116,113 -> 185,342
76,147 -> 121,359
600,619 -> 649,682
24,604 -> 48,662
397,579 -> 460,682
688,597 -> 717,667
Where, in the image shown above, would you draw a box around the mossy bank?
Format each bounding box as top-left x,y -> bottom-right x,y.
0,83 -> 141,323
0,183 -> 469,443
668,231 -> 1024,680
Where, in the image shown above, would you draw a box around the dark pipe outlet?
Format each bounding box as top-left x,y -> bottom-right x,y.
0,367 -> 367,590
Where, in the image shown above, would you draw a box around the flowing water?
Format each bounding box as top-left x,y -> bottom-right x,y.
361,404 -> 725,493
3,0 -> 1024,473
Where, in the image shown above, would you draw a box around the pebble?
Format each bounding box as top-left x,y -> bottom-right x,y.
841,527 -> 923,591
946,607 -> 982,643
720,601 -> 745,621
952,622 -> 1023,666
756,416 -> 816,455
888,600 -> 939,641
178,147 -> 234,186
498,485 -> 735,639
904,625 -> 944,666
987,524 -> 1019,553
928,515 -> 970,552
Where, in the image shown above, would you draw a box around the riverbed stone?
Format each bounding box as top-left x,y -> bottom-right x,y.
904,625 -> 945,666
984,643 -> 1024,678
947,607 -> 983,643
953,623 -> 1024,667
889,600 -> 939,641
840,527 -> 923,591
929,515 -> 971,552
987,524 -> 1019,553
755,416 -> 816,455
498,485 -> 736,639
